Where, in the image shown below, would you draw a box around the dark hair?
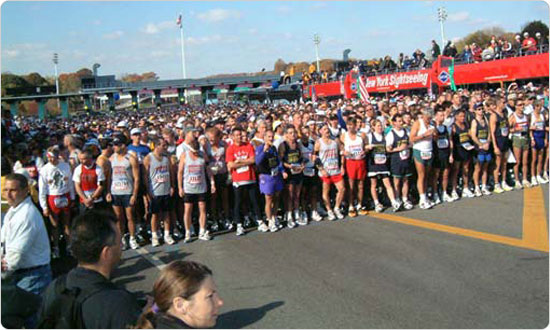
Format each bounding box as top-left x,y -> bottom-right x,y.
4,173 -> 28,190
135,261 -> 213,329
391,114 -> 403,122
70,210 -> 117,264
231,126 -> 243,134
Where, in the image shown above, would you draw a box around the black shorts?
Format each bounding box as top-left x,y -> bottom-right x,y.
150,195 -> 172,214
214,173 -> 229,187
390,159 -> 412,178
285,173 -> 303,186
495,137 -> 510,154
453,148 -> 473,163
302,175 -> 320,188
112,194 -> 131,208
183,193 -> 207,204
433,150 -> 451,169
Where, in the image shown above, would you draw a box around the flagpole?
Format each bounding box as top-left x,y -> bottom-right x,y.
179,14 -> 186,79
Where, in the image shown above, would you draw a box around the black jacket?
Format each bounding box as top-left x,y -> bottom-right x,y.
153,313 -> 192,329
40,267 -> 142,329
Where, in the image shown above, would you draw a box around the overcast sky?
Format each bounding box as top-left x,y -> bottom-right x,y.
1,1 -> 547,80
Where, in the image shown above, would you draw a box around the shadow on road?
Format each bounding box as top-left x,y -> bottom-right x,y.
215,301 -> 285,329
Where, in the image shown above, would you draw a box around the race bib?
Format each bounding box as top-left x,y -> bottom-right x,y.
535,121 -> 545,130
437,138 -> 449,149
399,149 -> 410,161
112,180 -> 129,192
155,173 -> 170,184
420,151 -> 432,160
303,167 -> 315,177
187,175 -> 201,185
374,154 -> 387,165
349,145 -> 364,159
500,127 -> 509,137
290,164 -> 303,174
54,196 -> 68,208
236,165 -> 249,174
270,167 -> 279,177
84,190 -> 95,199
479,138 -> 488,144
461,142 -> 475,150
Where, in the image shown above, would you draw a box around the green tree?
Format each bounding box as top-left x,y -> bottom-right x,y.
454,26 -> 507,53
1,73 -> 30,96
521,20 -> 549,39
23,72 -> 48,86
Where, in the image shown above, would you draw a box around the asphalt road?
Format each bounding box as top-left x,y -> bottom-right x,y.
111,185 -> 549,329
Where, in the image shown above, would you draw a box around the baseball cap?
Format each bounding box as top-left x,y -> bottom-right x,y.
117,121 -> 128,128
273,120 -> 283,130
112,133 -> 128,145
130,128 -> 142,135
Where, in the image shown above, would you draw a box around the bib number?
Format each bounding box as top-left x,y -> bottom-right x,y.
374,154 -> 387,165
399,149 -> 410,161
187,175 -> 201,185
420,151 -> 432,160
112,180 -> 129,193
290,164 -> 303,175
461,142 -> 475,151
155,173 -> 169,184
500,127 -> 509,137
54,196 -> 68,208
236,165 -> 249,174
437,138 -> 449,149
303,167 -> 315,177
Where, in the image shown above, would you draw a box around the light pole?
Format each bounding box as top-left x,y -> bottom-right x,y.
53,53 -> 60,108
437,7 -> 448,49
313,33 -> 321,73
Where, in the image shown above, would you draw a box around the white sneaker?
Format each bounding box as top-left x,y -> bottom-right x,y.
121,237 -> 129,251
502,182 -> 513,192
374,203 -> 384,213
403,200 -> 414,210
474,187 -> 482,197
327,210 -> 337,221
257,221 -> 269,232
515,181 -> 523,190
183,233 -> 192,243
531,177 -> 539,186
152,236 -> 160,247
287,218 -> 296,228
462,188 -> 475,198
129,236 -> 139,250
442,192 -> 452,203
433,193 -> 442,205
522,180 -> 531,188
236,224 -> 245,236
451,190 -> 460,201
481,186 -> 491,196
165,235 -> 176,245
537,175 -> 548,184
268,218 -> 278,232
493,183 -> 504,194
355,204 -> 362,212
189,226 -> 196,237
199,230 -> 212,240
311,210 -> 323,222
543,173 -> 549,182
224,219 -> 234,231
334,208 -> 345,220
243,215 -> 251,228
392,200 -> 401,212
419,201 -> 432,209
297,212 -> 308,226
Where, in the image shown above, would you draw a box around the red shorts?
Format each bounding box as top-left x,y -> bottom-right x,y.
47,193 -> 71,215
345,159 -> 367,180
320,174 -> 344,185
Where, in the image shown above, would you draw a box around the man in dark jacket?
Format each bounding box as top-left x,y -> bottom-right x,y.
431,40 -> 441,59
39,210 -> 142,328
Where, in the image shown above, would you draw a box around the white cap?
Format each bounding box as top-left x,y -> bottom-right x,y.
130,128 -> 141,135
117,121 -> 128,128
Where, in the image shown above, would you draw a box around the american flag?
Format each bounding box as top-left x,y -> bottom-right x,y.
357,73 -> 369,103
176,14 -> 182,28
311,86 -> 317,103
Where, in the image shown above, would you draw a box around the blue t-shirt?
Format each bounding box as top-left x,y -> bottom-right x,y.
127,144 -> 151,163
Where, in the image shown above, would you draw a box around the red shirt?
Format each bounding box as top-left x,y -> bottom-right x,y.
80,164 -> 99,202
226,143 -> 256,183
522,38 -> 537,51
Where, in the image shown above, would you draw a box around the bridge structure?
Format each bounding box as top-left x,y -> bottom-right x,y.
1,73 -> 302,120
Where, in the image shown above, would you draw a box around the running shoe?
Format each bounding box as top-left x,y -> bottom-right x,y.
403,200 -> 414,210
392,200 -> 401,212
474,187 -> 482,197
481,186 -> 491,196
293,210 -> 301,224
152,236 -> 160,247
522,180 -> 531,188
243,216 -> 251,228
165,235 -> 176,245
236,224 -> 245,236
129,236 -> 139,250
199,231 -> 212,240
269,218 -> 279,232
514,181 -> 523,190
183,233 -> 192,243
531,177 -> 539,186
537,175 -> 548,184
493,183 -> 504,194
355,204 -> 362,212
210,221 -> 219,233
297,213 -> 308,226
327,210 -> 337,221
358,206 -> 369,216
451,190 -> 460,201
311,210 -> 323,221
348,207 -> 357,218
502,182 -> 514,192
419,201 -> 432,209
543,173 -> 549,182
173,227 -> 185,240
433,193 -> 442,205
257,221 -> 269,232
317,204 -> 328,217
224,219 -> 234,231
287,218 -> 297,228
189,226 -> 196,237
334,208 -> 345,220
462,188 -> 475,198
121,237 -> 129,251
301,211 -> 309,223
374,203 -> 385,213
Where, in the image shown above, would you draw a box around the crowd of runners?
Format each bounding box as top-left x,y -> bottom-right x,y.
2,82 -> 549,257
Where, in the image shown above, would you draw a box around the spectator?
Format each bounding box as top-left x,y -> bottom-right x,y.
431,40 -> 441,59
535,32 -> 547,52
513,34 -> 522,55
482,41 -> 496,61
39,210 -> 142,328
135,261 -> 224,329
460,44 -> 472,63
1,173 -> 52,328
397,53 -> 404,70
412,49 -> 426,68
522,32 -> 537,54
471,43 -> 482,62
443,41 -> 458,58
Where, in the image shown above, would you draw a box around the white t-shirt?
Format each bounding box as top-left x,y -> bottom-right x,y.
385,128 -> 406,147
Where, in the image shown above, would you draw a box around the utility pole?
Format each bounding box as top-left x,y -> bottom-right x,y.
437,7 -> 448,49
53,53 -> 60,108
313,33 -> 321,73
